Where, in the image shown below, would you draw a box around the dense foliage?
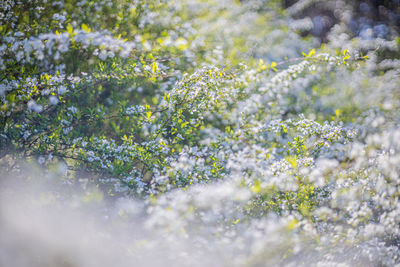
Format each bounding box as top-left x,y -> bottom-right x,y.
1,0 -> 400,266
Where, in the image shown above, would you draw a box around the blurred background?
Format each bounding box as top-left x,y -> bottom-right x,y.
281,0 -> 400,42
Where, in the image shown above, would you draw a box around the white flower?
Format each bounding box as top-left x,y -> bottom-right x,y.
58,85 -> 67,94
49,95 -> 59,105
27,100 -> 43,113
38,156 -> 46,164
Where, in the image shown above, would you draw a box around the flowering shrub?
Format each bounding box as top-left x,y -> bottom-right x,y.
1,0 -> 400,266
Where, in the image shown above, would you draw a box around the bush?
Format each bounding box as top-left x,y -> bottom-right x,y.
1,0 -> 400,266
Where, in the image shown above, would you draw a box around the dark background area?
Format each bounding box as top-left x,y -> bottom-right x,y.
283,0 -> 400,42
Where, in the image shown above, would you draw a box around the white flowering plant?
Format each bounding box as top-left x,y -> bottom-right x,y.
1,0 -> 400,266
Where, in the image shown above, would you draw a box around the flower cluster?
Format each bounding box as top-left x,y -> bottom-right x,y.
1,0 -> 400,266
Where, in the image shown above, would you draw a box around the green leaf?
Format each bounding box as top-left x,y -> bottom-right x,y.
152,62 -> 158,73
67,23 -> 73,34
81,23 -> 91,33
271,61 -> 277,72
146,111 -> 152,119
